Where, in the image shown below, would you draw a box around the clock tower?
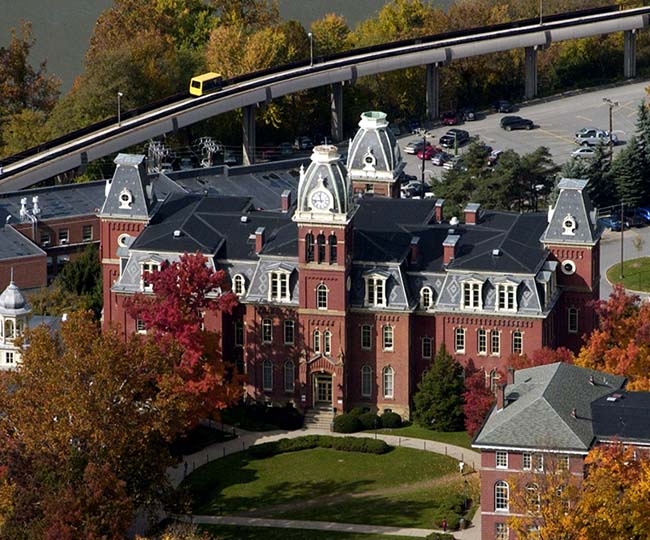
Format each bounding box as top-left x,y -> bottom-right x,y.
293,145 -> 357,411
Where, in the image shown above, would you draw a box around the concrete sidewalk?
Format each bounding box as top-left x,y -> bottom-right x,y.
169,425 -> 482,540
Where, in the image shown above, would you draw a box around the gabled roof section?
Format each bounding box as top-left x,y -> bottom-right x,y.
99,154 -> 155,220
473,363 -> 627,452
541,178 -> 600,245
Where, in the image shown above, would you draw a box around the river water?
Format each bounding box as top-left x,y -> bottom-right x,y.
3,0 -> 428,92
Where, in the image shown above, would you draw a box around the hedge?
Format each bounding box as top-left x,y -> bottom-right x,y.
333,413 -> 362,433
380,411 -> 403,429
248,435 -> 390,459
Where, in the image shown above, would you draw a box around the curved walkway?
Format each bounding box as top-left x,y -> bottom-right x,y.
169,425 -> 482,540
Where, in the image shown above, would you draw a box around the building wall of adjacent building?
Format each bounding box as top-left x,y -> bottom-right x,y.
0,254 -> 47,291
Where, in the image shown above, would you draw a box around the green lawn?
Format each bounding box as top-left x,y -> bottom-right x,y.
607,256 -> 650,292
199,525 -> 426,540
181,446 -> 475,530
370,425 -> 472,449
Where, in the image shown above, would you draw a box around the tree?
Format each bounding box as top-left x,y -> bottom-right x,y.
0,313 -> 182,540
576,285 -> 650,390
310,13 -> 351,57
413,344 -> 465,431
462,365 -> 496,438
124,252 -> 242,423
508,347 -> 575,370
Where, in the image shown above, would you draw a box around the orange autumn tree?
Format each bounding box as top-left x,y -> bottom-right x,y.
124,252 -> 243,424
576,285 -> 650,390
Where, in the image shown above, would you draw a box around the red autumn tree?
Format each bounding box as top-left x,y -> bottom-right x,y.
507,346 -> 575,370
124,252 -> 243,422
576,285 -> 650,390
463,365 -> 498,437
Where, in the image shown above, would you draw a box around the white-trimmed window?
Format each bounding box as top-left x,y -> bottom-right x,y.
40,232 -> 51,246
512,330 -> 523,355
261,318 -> 272,343
478,328 -> 487,355
136,319 -> 147,334
3,320 -> 13,340
558,454 -> 570,471
313,330 -> 321,353
533,453 -> 544,472
365,275 -> 387,307
233,274 -> 246,296
495,523 -> 509,540
496,283 -> 517,312
324,330 -> 332,356
283,360 -> 295,392
361,325 -> 372,350
82,225 -> 93,242
316,283 -> 328,309
462,281 -> 482,309
420,287 -> 433,309
489,369 -> 501,392
262,359 -> 273,391
491,330 -> 501,355
496,450 -> 508,469
382,325 -> 394,351
235,320 -> 244,346
455,327 -> 466,354
568,307 -> 579,334
495,481 -> 509,511
523,453 -> 532,470
526,483 -> 541,513
422,336 -> 432,359
141,261 -> 160,292
269,270 -> 290,302
382,366 -> 394,398
58,229 -> 69,245
361,365 -> 372,397
5,351 -> 14,364
284,320 -> 295,345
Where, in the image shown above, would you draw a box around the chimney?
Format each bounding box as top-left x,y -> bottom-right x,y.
507,366 -> 515,385
255,227 -> 265,254
281,190 -> 291,212
32,196 -> 41,216
464,203 -> 480,225
409,236 -> 420,265
442,234 -> 460,265
496,383 -> 507,411
434,198 -> 445,223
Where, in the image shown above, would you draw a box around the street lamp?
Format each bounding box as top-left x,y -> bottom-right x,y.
602,97 -> 619,159
418,129 -> 427,198
308,32 -> 314,67
117,91 -> 124,126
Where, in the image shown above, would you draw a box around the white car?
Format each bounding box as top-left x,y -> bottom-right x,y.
574,128 -> 618,146
571,147 -> 596,159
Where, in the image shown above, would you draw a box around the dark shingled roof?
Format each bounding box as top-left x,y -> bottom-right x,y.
592,391 -> 650,443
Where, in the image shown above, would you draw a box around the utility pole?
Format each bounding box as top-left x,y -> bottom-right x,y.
603,97 -> 619,160
420,130 -> 427,198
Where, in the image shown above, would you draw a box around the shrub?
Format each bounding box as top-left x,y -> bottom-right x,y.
333,413 -> 362,433
358,412 -> 380,430
425,534 -> 456,540
348,406 -> 365,416
247,435 -> 390,459
380,411 -> 403,429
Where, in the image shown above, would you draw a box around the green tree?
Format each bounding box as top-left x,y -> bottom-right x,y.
413,344 -> 465,431
611,135 -> 645,207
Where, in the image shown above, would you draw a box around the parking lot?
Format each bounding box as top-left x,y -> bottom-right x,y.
398,80 -> 647,181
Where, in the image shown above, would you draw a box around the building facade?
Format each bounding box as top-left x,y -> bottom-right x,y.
99,112 -> 602,419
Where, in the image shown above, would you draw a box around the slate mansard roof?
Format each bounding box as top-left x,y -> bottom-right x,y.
473,363 -> 628,453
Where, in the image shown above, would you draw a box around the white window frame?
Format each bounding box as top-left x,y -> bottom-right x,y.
478,328 -> 487,355
568,307 -> 579,334
496,450 -> 508,469
283,320 -> 295,345
140,261 -> 160,292
462,281 -> 482,309
361,365 -> 372,397
533,453 -> 544,472
361,324 -> 372,350
422,336 -> 432,359
526,483 -> 541,513
5,351 -> 14,364
512,330 -> 523,355
558,454 -> 570,471
382,366 -> 394,398
283,360 -> 295,392
420,286 -> 433,309
82,225 -> 93,242
365,275 -> 387,307
261,318 -> 272,343
323,330 -> 332,356
455,327 -> 466,354
262,359 -> 273,391
136,319 -> 147,334
313,330 -> 321,353
268,270 -> 291,302
316,283 -> 328,309
382,325 -> 394,351
58,228 -> 69,245
495,481 -> 509,512
491,330 -> 501,356
233,274 -> 246,296
495,523 -> 509,540
496,283 -> 517,312
523,453 -> 532,470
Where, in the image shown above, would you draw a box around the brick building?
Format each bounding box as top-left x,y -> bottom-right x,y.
99,111 -> 602,420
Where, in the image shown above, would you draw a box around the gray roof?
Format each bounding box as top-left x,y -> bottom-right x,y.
100,154 -> 156,220
0,226 -> 45,262
592,390 -> 650,444
473,363 -> 627,452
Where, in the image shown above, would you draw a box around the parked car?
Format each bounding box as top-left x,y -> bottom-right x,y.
293,136 -> 313,150
443,156 -> 466,171
635,207 -> 650,223
500,115 -> 534,131
571,146 -> 597,159
403,139 -> 428,154
439,129 -> 470,149
494,99 -> 514,113
487,149 -> 503,166
431,151 -> 452,166
417,145 -> 440,160
624,208 -> 646,228
441,111 -> 459,125
574,127 -> 618,146
598,216 -> 626,232
460,106 -> 477,121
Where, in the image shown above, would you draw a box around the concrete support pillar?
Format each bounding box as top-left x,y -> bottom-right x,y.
425,63 -> 439,121
624,29 -> 637,79
330,82 -> 343,143
242,104 -> 256,165
524,46 -> 538,100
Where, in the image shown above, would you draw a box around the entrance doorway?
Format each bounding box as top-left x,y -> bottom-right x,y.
313,373 -> 332,405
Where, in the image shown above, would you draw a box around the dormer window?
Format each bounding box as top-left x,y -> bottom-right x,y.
420,287 -> 433,309
119,188 -> 133,209
232,274 -> 246,296
462,281 -> 483,309
363,149 -> 377,170
268,270 -> 291,302
365,274 -> 387,307
140,261 -> 160,291
496,283 -> 517,312
562,214 -> 576,235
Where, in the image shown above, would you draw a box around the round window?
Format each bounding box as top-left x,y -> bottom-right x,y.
117,234 -> 130,247
561,260 -> 576,275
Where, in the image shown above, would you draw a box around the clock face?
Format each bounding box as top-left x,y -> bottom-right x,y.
311,190 -> 331,210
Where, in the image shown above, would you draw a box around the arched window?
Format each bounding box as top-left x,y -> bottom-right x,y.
526,483 -> 540,513
4,320 -> 14,340
382,366 -> 394,398
490,369 -> 501,392
512,330 -> 523,355
420,287 -> 433,309
361,365 -> 372,397
317,233 -> 326,263
313,330 -> 321,353
316,283 -> 328,309
495,481 -> 509,511
329,234 -> 338,263
422,336 -> 432,359
283,360 -> 295,392
305,233 -> 314,262
323,330 -> 332,356
262,359 -> 273,391
232,274 -> 246,296
382,325 -> 394,351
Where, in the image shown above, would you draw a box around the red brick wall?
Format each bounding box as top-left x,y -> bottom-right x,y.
0,255 -> 46,291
